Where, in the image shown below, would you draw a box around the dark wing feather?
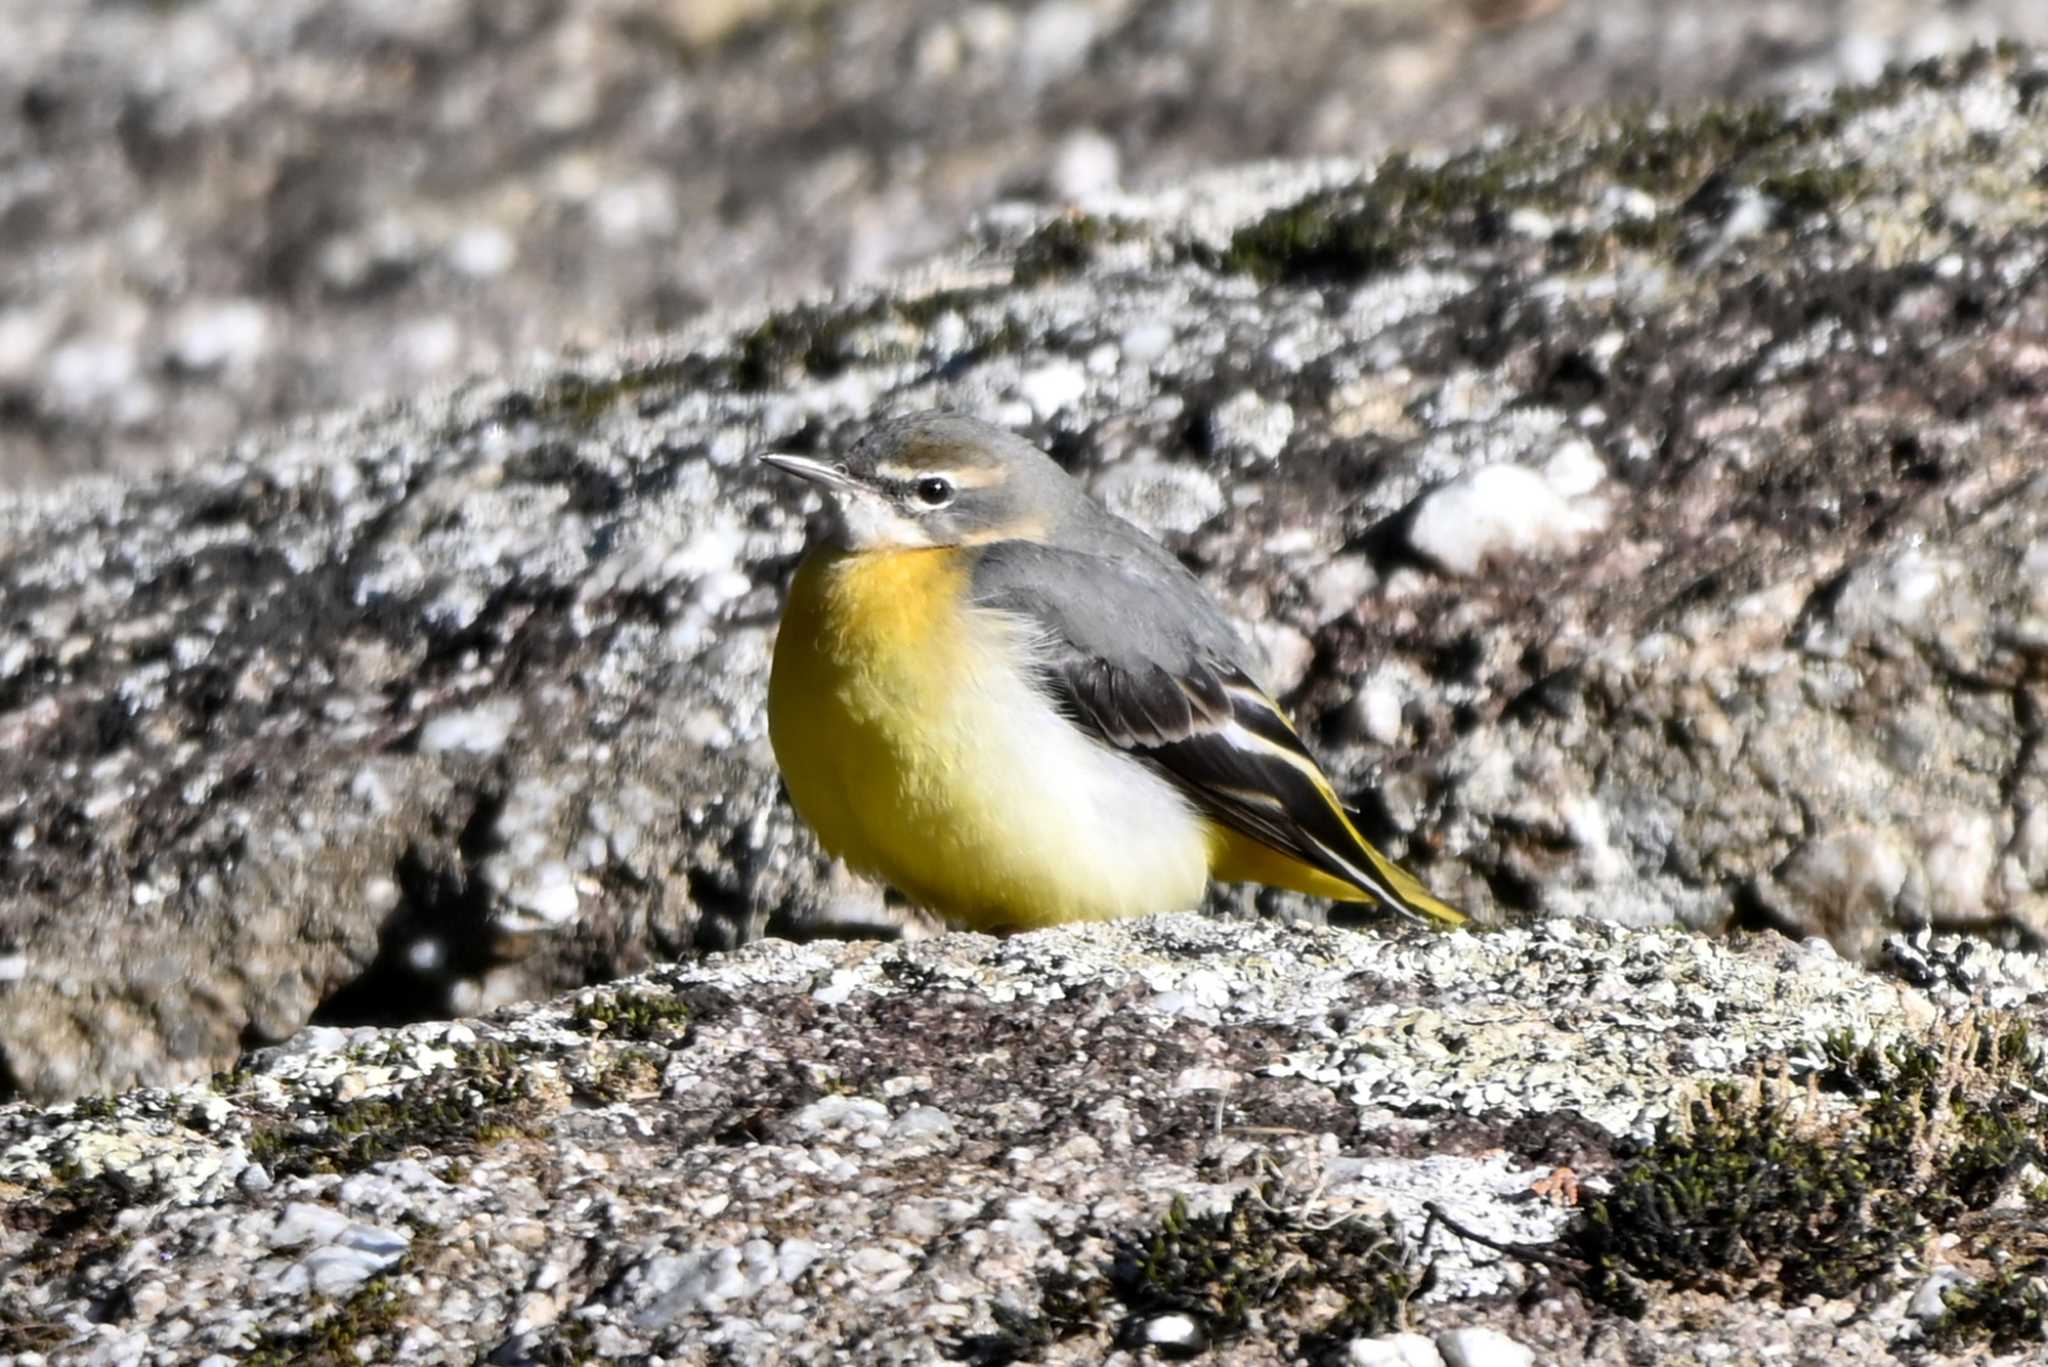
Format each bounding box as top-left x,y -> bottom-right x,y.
972,539 -> 1463,926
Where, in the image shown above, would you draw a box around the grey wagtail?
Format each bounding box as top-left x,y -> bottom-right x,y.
761,412 -> 1464,932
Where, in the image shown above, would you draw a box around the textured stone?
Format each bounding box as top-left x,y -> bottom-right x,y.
1,913 -> 2036,1363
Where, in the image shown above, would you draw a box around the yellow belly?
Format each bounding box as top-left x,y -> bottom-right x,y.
767,544 -> 1210,929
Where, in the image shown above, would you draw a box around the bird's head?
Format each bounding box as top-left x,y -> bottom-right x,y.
761,412 -> 1081,552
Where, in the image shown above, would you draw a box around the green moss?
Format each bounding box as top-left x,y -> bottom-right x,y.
245,1042 -> 544,1179
1213,90 -> 1887,286
1572,1083 -> 1916,1314
1012,214 -> 1146,286
520,359 -> 709,425
4,1169 -> 136,1284
978,1181 -> 1425,1361
734,299 -> 918,388
890,284 -> 1007,329
0,1305 -> 74,1357
209,1062 -> 256,1095
1571,1017 -> 2048,1324
568,989 -> 692,1044
1581,104 -> 1813,194
243,1272 -> 410,1367
1824,42 -> 2022,123
1215,149 -> 1534,284
731,285 -> 1030,391
572,1047 -> 664,1106
734,305 -> 859,389
1754,165 -> 1873,219
1929,1266 -> 2048,1353
66,1093 -> 119,1121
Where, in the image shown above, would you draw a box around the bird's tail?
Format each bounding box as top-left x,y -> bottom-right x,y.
1326,805 -> 1466,927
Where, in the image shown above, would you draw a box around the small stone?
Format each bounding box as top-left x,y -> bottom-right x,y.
777,1238 -> 823,1284
447,226 -> 517,278
1349,1332 -> 1445,1366
417,699 -> 521,756
269,1201 -> 350,1249
1436,1326 -> 1535,1367
1909,1267 -> 1972,1323
1050,129 -> 1120,199
1139,1312 -> 1206,1356
1408,463 -> 1603,576
1094,461 -> 1223,537
1540,437 -> 1606,498
1016,359 -> 1088,419
168,300 -> 270,373
1120,319 -> 1175,365
1019,1 -> 1099,83
1207,390 -> 1294,462
845,1245 -> 914,1294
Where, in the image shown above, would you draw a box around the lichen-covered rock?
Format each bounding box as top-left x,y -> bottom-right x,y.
4,914 -> 2044,1364
10,51 -> 2048,1101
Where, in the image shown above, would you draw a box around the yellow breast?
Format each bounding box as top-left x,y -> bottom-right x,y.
768,543 -> 969,832
766,544 -> 1210,929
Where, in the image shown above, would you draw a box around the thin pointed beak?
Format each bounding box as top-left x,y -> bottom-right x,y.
759,452 -> 862,495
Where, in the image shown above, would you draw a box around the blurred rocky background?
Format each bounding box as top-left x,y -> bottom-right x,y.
6,0 -> 2048,486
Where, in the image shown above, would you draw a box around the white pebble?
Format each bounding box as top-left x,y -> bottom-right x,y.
1016,360 -> 1088,419
1408,463 -> 1604,576
1208,390 -> 1294,462
1121,319 -> 1175,365
417,699 -> 521,756
1140,1313 -> 1204,1351
1540,437 -> 1607,498
1909,1267 -> 1971,1322
1356,673 -> 1405,747
447,225 -> 516,278
168,299 -> 269,373
1436,1326 -> 1534,1367
1050,128 -> 1120,199
1349,1332 -> 1445,1366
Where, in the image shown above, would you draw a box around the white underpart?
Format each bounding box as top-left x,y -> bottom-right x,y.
955,618 -> 1211,920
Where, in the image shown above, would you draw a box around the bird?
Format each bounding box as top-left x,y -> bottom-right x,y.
761,411 -> 1463,934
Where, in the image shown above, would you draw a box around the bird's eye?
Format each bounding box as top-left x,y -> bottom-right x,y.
913,477 -> 955,507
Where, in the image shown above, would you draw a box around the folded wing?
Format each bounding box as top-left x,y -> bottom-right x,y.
973,539 -> 1463,927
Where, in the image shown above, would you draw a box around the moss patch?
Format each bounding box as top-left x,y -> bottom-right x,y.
1930,1264 -> 2048,1353
731,285 -> 1012,391
242,1270 -> 411,1367
0,1168 -> 135,1289
0,1304 -> 75,1358
569,989 -> 693,1044
245,1042 -> 548,1179
509,357 -> 722,426
969,1181 -> 1427,1363
1209,64 -> 1955,287
1568,1016 -> 2048,1331
1012,213 -> 1148,286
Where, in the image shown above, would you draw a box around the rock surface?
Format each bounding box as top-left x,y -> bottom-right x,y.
10,50 -> 2048,1101
7,0 -> 2048,485
5,913 -> 2047,1364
